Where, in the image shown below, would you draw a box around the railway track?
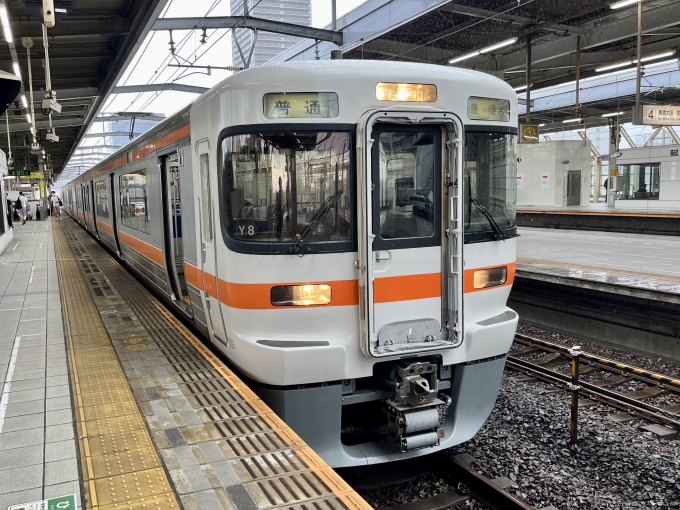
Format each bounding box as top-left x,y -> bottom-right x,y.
340,451 -> 534,510
507,333 -> 680,430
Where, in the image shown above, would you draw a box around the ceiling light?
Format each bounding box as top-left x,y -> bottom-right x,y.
638,51 -> 676,63
610,0 -> 643,9
538,123 -> 546,127
571,128 -> 586,132
25,113 -> 31,123
449,51 -> 480,64
596,61 -> 633,72
449,38 -> 517,65
12,61 -> 21,78
21,94 -> 27,108
479,38 -> 518,54
563,118 -> 583,124
602,111 -> 625,117
514,84 -> 528,91
0,4 -> 12,44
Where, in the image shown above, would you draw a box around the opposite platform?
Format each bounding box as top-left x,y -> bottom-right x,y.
512,227 -> 680,360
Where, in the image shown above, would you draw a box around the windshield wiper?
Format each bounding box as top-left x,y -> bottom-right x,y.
289,189 -> 344,254
470,198 -> 506,241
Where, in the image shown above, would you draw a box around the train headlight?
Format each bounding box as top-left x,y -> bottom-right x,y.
376,83 -> 437,102
271,284 -> 331,306
473,266 -> 508,289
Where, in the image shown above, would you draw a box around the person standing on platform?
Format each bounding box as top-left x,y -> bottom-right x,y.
5,195 -> 12,229
50,193 -> 61,219
18,192 -> 28,225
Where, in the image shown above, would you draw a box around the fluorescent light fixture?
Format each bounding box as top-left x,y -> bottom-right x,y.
562,117 -> 583,124
638,51 -> 676,63
513,84 -> 528,91
0,4 -> 11,44
449,38 -> 517,64
610,0 -> 642,9
479,38 -> 518,54
55,8 -> 67,12
21,94 -> 27,108
538,123 -> 546,127
596,61 -> 633,72
449,51 -> 479,64
571,128 -> 586,132
602,111 -> 625,117
25,113 -> 31,123
12,61 -> 20,78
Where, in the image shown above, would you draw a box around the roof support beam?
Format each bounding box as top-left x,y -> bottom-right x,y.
112,83 -> 208,94
490,2 -> 680,71
439,4 -> 587,36
152,16 -> 343,45
82,132 -> 143,138
620,126 -> 637,148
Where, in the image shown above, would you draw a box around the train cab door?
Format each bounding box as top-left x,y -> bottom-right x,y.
196,143 -> 228,344
109,174 -> 123,256
359,113 -> 463,358
161,152 -> 192,316
89,180 -> 99,237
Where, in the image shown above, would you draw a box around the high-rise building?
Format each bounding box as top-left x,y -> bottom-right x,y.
231,0 -> 311,68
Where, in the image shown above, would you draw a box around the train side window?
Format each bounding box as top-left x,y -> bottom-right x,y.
95,180 -> 109,218
119,169 -> 150,234
199,154 -> 213,241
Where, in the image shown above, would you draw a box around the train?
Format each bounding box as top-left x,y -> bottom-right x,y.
61,60 -> 519,467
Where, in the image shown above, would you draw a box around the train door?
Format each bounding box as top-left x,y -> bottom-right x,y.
89,180 -> 99,237
79,184 -> 86,225
359,114 -> 463,358
109,174 -> 123,256
196,142 -> 228,344
160,152 -> 192,316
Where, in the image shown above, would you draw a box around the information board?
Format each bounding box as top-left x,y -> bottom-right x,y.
8,493 -> 76,510
642,105 -> 680,126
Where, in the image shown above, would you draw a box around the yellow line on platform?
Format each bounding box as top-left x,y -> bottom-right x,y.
53,219 -> 180,510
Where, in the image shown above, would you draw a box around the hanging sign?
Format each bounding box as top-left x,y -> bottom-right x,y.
642,105 -> 680,126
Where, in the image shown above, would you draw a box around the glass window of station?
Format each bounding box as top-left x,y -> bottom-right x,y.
617,164 -> 660,200
220,130 -> 352,252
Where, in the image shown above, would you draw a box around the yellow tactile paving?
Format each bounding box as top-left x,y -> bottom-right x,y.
53,220 -> 180,510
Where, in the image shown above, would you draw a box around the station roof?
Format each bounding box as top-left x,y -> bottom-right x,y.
0,0 -> 168,180
273,0 -> 680,132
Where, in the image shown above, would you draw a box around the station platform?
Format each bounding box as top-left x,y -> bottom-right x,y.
511,227 -> 680,361
0,216 -> 369,510
517,204 -> 680,236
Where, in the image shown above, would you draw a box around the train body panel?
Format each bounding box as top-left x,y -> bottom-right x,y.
61,60 -> 518,467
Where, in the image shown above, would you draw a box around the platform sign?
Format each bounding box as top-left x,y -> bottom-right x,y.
8,493 -> 76,510
641,105 -> 680,126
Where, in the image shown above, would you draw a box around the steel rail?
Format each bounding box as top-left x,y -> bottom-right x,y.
441,452 -> 535,510
515,333 -> 680,389
507,357 -> 680,429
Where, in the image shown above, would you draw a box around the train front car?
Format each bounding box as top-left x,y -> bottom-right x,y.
191,60 -> 518,467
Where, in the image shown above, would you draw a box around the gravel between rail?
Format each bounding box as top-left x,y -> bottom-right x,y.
451,324 -> 680,509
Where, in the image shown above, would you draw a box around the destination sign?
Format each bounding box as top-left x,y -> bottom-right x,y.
264,92 -> 339,119
642,105 -> 680,126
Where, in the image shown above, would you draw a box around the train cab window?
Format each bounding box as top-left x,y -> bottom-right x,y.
119,170 -> 150,234
95,180 -> 109,218
374,128 -> 438,243
199,154 -> 213,241
220,130 -> 352,251
464,130 -> 517,243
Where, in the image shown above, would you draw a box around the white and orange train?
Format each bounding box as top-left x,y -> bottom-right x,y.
62,60 -> 519,467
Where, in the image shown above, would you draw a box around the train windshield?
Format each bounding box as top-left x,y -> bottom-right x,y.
464,131 -> 517,242
221,131 -> 351,249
